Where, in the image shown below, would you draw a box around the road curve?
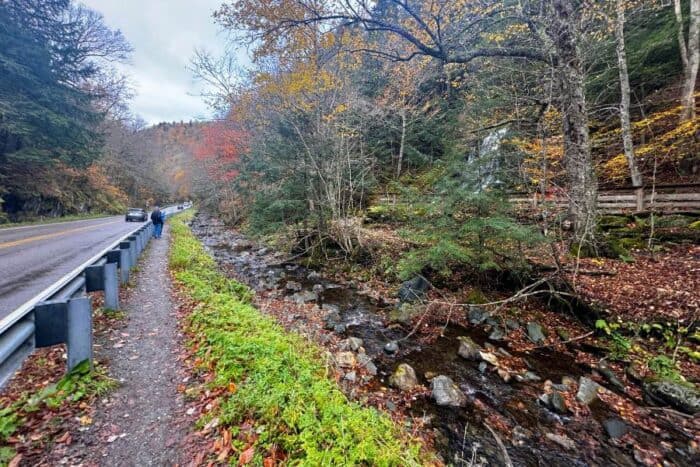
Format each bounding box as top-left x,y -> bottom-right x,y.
0,216 -> 150,320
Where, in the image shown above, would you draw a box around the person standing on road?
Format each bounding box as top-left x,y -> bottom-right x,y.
151,206 -> 165,239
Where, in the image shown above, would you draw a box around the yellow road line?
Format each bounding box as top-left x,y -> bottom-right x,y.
0,220 -> 122,250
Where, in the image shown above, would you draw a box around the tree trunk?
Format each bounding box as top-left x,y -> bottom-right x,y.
615,0 -> 643,193
550,0 -> 598,241
676,0 -> 699,120
397,108 -> 406,178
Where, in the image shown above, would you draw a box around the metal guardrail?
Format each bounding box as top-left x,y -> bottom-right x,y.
0,206 -> 185,388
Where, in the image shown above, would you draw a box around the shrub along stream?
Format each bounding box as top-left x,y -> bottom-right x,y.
168,213 -> 427,465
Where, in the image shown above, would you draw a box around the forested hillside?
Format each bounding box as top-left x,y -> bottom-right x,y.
0,1 -> 209,222
194,0 -> 698,266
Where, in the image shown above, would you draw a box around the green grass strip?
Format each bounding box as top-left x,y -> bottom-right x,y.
169,212 -> 427,466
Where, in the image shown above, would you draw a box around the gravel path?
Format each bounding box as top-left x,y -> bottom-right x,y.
50,224 -> 188,466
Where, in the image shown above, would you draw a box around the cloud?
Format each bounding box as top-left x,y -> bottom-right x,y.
81,0 -> 238,124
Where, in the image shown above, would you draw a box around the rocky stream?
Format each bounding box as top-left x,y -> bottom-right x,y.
189,213 -> 699,466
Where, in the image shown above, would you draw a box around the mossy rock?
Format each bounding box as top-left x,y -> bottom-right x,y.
654,215 -> 695,229
599,215 -> 631,230
466,288 -> 488,304
569,242 -> 598,258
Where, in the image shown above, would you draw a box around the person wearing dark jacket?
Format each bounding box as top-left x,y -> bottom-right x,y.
151,206 -> 165,238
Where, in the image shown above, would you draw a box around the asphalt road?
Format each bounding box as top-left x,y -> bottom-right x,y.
0,216 -> 149,320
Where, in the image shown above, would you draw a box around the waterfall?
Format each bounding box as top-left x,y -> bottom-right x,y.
466,126 -> 508,191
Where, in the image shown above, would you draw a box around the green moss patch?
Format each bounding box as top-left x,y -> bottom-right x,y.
169,213 -> 426,465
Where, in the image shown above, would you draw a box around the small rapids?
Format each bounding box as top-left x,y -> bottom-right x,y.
189,213 -> 697,466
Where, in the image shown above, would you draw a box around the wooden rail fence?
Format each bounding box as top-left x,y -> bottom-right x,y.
510,185 -> 700,214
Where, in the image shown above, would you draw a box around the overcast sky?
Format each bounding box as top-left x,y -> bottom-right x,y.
82,0 -> 237,124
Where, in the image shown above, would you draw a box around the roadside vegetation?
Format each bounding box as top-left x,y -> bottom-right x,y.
0,360 -> 115,466
169,212 -> 428,465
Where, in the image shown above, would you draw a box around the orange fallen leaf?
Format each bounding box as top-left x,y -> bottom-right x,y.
238,446 -> 254,465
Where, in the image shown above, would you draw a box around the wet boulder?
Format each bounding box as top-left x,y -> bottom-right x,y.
468,307 -> 490,325
576,377 -> 602,405
397,276 -> 429,303
526,322 -> 546,344
488,327 -> 506,341
323,310 -> 342,330
596,362 -> 625,392
643,380 -> 700,415
389,303 -> 420,325
603,418 -> 629,439
292,290 -> 318,304
550,391 -> 568,414
384,341 -> 399,354
457,336 -> 481,360
389,363 -> 419,391
431,375 -> 467,407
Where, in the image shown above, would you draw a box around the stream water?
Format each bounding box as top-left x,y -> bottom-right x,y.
189,213 -> 697,466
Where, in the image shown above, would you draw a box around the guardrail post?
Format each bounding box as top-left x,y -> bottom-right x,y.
136,230 -> 143,254
128,237 -> 137,267
119,242 -> 131,284
103,262 -> 119,310
66,297 -> 92,371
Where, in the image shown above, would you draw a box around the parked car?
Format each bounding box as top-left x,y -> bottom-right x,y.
125,208 -> 147,222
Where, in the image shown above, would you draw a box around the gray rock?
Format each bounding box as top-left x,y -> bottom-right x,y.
365,361 -> 378,376
478,362 -> 488,373
333,323 -> 347,334
483,317 -> 498,327
322,303 -> 340,314
347,337 -> 363,351
285,280 -> 302,291
335,351 -> 356,368
357,353 -> 378,375
256,247 -> 270,256
389,303 -> 420,325
307,271 -> 321,280
489,327 -> 506,341
397,276 -> 429,303
506,319 -> 521,331
468,307 -> 489,325
386,401 -> 397,411
344,371 -> 357,383
292,290 -> 318,304
597,362 -> 625,392
388,363 -> 419,391
577,377 -> 602,405
643,380 -> 700,415
384,341 -> 399,354
550,391 -> 568,414
312,283 -> 325,294
526,322 -> 546,344
514,371 -> 541,383
323,311 -> 341,330
546,433 -> 576,450
431,375 -> 467,407
603,418 -> 629,439
457,336 -> 481,360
